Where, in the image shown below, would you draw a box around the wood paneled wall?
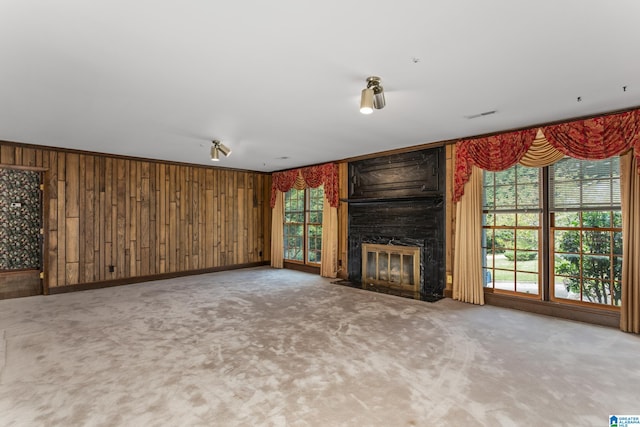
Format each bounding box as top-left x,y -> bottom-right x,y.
0,141 -> 272,290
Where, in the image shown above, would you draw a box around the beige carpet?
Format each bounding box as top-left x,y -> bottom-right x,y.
1,267 -> 639,426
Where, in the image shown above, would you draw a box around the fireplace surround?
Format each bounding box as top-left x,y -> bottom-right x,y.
346,147 -> 445,301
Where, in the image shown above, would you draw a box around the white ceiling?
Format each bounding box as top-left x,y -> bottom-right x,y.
1,1 -> 640,172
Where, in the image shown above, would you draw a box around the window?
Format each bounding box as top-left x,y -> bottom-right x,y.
483,165 -> 541,296
284,186 -> 323,264
482,157 -> 622,309
550,157 -> 622,306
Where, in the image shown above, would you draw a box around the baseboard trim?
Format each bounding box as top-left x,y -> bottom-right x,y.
283,262 -> 320,275
484,293 -> 620,328
48,261 -> 270,295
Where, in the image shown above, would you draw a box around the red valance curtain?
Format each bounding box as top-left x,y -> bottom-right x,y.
270,163 -> 339,208
453,129 -> 537,202
453,109 -> 640,202
543,110 -> 640,160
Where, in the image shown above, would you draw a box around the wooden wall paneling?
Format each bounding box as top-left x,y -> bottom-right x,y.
128,160 -> 137,277
205,169 -> 215,267
248,174 -> 255,262
338,162 -> 349,279
65,217 -> 79,284
158,163 -> 166,273
215,169 -> 223,265
177,166 -> 185,270
221,171 -> 227,265
227,170 -> 234,265
229,171 -> 236,265
148,163 -> 157,275
65,153 -> 80,284
14,147 -> 22,165
445,144 -> 455,293
41,162 -> 50,293
56,154 -> 66,287
47,151 -> 58,287
199,168 -> 207,269
1,144 -> 16,164
1,140 -> 272,291
202,168 -> 209,268
190,168 -> 199,269
105,157 -> 115,279
187,166 -> 192,269
77,155 -> 85,282
140,161 -> 150,276
116,159 -> 127,279
65,153 -> 80,217
237,172 -> 245,264
183,166 -> 190,269
93,155 -> 101,281
248,172 -> 254,262
97,157 -> 105,281
172,164 -> 177,271
178,164 -> 184,270
166,163 -> 172,272
262,174 -> 271,262
168,165 -> 177,272
83,155 -> 97,283
193,168 -> 199,269
102,157 -> 112,281
21,147 -> 36,167
253,173 -> 259,262
230,171 -> 237,264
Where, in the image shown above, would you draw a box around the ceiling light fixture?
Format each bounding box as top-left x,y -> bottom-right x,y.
360,76 -> 385,114
211,140 -> 231,162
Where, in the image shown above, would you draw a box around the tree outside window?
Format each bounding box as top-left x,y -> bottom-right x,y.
284,186 -> 323,264
482,156 -> 622,309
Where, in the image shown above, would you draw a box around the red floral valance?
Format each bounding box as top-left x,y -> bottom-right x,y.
453,109 -> 640,202
453,129 -> 537,202
543,110 -> 640,160
270,163 -> 339,208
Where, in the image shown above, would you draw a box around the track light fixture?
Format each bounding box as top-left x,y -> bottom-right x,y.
211,140 -> 232,162
360,76 -> 385,114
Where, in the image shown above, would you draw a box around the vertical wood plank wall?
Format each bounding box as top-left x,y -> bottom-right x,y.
0,142 -> 272,290
337,162 -> 349,280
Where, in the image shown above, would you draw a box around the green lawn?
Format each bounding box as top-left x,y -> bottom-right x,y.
486,254 -> 538,282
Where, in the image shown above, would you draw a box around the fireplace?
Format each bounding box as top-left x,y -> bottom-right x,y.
362,243 -> 421,299
346,147 -> 446,301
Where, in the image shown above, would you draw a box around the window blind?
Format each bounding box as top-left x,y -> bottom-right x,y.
549,157 -> 620,211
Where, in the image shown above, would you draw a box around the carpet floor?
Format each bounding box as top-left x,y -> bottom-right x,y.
1,267 -> 639,426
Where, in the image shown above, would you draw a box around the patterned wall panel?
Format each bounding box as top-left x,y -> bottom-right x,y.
0,168 -> 41,270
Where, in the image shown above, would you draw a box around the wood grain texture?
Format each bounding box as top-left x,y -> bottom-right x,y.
337,162 -> 349,279
445,144 -> 455,292
1,141 -> 271,289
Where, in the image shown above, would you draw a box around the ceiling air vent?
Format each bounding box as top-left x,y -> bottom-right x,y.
465,110 -> 497,119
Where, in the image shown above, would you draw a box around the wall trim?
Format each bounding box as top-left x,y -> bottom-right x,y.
48,261 -> 270,295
